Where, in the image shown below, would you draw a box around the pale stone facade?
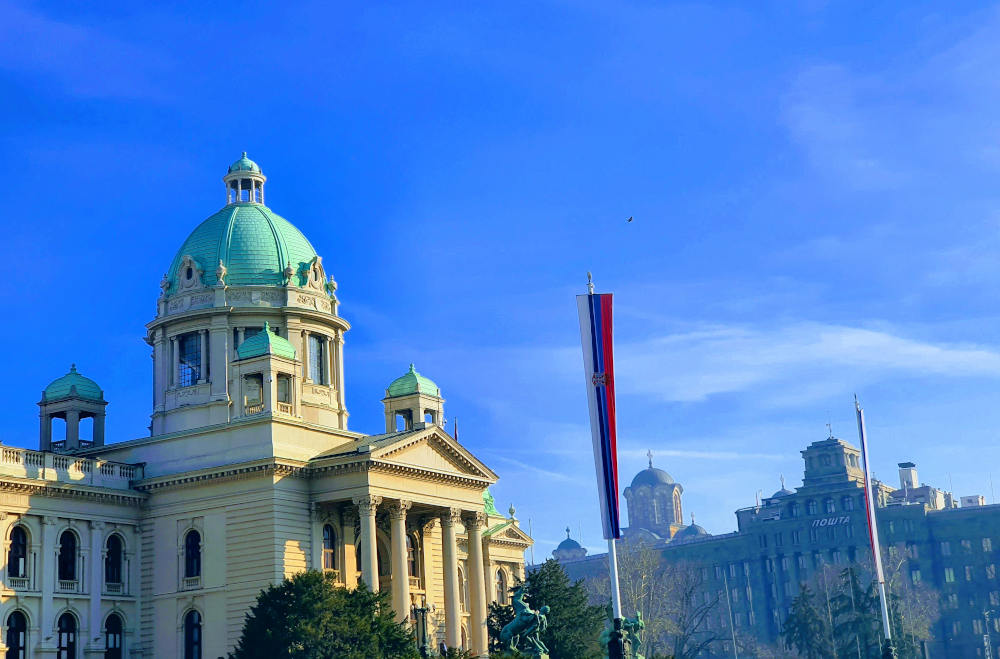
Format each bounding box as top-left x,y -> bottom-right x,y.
0,155 -> 531,658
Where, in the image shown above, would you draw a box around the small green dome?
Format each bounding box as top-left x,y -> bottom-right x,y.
228,152 -> 261,174
166,203 -> 319,292
237,323 -> 297,360
386,364 -> 440,398
43,365 -> 103,402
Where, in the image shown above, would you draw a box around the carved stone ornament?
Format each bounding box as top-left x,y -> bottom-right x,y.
352,494 -> 382,516
306,256 -> 327,292
175,255 -> 205,293
388,500 -> 412,520
441,507 -> 463,527
283,261 -> 296,286
464,511 -> 488,529
159,274 -> 170,298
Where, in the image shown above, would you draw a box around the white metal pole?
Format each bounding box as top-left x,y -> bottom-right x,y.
607,537 -> 623,619
856,398 -> 893,643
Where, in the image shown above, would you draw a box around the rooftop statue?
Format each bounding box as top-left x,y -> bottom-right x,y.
500,586 -> 550,658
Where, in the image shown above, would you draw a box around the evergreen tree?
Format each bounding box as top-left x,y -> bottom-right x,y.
229,570 -> 418,659
487,559 -> 605,659
781,584 -> 836,659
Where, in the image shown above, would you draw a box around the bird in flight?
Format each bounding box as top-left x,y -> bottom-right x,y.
626,216 -> 633,223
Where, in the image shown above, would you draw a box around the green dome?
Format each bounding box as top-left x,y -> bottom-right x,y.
237,323 -> 297,360
166,204 -> 319,291
43,365 -> 103,402
228,152 -> 261,174
386,364 -> 440,398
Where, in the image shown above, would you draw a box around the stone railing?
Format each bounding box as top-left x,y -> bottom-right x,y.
7,577 -> 29,590
104,582 -> 124,595
0,447 -> 142,490
409,576 -> 421,590
276,402 -> 293,414
245,402 -> 264,415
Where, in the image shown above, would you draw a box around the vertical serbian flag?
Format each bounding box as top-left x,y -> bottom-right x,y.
577,292 -> 622,539
856,400 -> 887,585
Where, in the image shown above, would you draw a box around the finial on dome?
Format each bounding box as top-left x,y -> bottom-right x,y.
70,364 -> 77,372
409,363 -> 416,372
565,526 -> 571,539
224,152 -> 266,204
690,512 -> 695,524
508,504 -> 516,519
647,449 -> 653,469
780,474 -> 786,489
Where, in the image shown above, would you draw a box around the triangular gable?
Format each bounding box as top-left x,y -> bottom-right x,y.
371,427 -> 498,481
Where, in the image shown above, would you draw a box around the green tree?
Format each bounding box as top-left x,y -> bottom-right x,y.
229,570 -> 419,659
487,559 -> 605,659
487,600 -> 516,654
782,583 -> 837,659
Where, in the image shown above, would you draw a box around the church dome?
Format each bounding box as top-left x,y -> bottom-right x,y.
771,487 -> 794,498
630,467 -> 674,488
673,518 -> 709,542
556,536 -> 582,552
43,365 -> 103,402
386,364 -> 440,398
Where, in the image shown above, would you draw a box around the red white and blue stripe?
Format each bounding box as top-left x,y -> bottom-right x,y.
577,292 -> 621,539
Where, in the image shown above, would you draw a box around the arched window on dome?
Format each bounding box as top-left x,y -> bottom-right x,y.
308,335 -> 326,385
672,490 -> 682,524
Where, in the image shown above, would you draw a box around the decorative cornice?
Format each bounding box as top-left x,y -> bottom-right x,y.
0,479 -> 146,507
134,459 -> 308,493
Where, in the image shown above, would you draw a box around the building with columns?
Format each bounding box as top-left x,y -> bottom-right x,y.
0,154 -> 532,658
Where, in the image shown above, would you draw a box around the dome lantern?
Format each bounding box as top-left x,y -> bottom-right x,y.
223,152 -> 267,205
39,364 -> 107,452
382,364 -> 444,432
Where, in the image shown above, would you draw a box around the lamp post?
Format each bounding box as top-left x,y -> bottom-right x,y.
412,598 -> 431,658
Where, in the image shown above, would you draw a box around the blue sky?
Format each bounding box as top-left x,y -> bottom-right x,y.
4,1 -> 1000,560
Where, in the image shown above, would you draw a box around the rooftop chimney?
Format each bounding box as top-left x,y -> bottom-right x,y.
898,462 -> 918,491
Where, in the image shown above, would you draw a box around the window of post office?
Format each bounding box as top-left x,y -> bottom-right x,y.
940,541 -> 951,556
841,496 -> 854,512
806,500 -> 817,515
7,525 -> 27,579
277,374 -> 292,404
823,498 -> 835,514
309,335 -> 326,384
178,333 -> 201,387
58,530 -> 77,582
985,537 -> 994,552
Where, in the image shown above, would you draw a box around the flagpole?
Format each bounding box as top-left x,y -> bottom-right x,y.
577,273 -> 626,659
855,397 -> 894,656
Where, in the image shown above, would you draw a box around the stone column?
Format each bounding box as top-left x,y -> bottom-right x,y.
170,336 -> 179,387
93,413 -> 106,446
334,331 -> 347,427
389,500 -> 412,623
39,413 -> 52,451
88,521 -> 104,654
310,503 -> 323,571
152,328 -> 167,412
40,516 -> 57,653
465,512 -> 488,656
237,327 -> 245,351
301,331 -> 311,382
65,410 -> 80,449
342,507 -> 358,588
441,508 -> 462,649
353,495 -> 381,590
198,330 -> 208,383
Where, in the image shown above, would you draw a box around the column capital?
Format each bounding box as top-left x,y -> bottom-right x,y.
464,511 -> 488,529
388,500 -> 412,520
441,507 -> 464,527
89,520 -> 105,530
42,515 -> 58,526
352,495 -> 382,515
341,506 -> 357,526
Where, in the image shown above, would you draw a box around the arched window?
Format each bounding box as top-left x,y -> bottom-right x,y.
105,535 -> 123,585
406,534 -> 419,578
104,614 -> 123,659
823,498 -> 835,514
6,611 -> 27,659
322,524 -> 336,570
184,530 -> 201,578
57,612 -> 76,659
8,526 -> 27,578
183,610 -> 201,659
458,566 -> 468,612
495,569 -> 508,605
806,500 -> 818,515
58,531 -> 77,581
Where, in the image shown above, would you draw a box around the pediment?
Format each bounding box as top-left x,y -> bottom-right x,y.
371,429 -> 497,482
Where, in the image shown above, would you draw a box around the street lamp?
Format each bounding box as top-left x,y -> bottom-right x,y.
412,597 -> 432,658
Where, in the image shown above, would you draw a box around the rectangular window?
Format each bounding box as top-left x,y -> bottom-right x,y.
990,591 -> 1000,606
791,530 -> 801,545
797,555 -> 807,570
832,551 -> 842,565
825,527 -> 835,541
277,374 -> 292,403
974,619 -> 983,634
945,567 -> 955,583
766,559 -> 774,574
845,525 -> 854,538
178,332 -> 201,387
775,533 -> 783,546
308,334 -> 326,384
911,569 -> 920,584
965,566 -> 974,581
701,567 -> 709,581
988,564 -> 997,580
907,543 -> 919,559
759,535 -> 767,548
985,538 -> 994,552
714,565 -> 723,580
952,621 -> 961,635
946,593 -> 958,609
940,541 -> 951,556
961,539 -> 972,552
809,528 -> 819,542
244,374 -> 263,414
